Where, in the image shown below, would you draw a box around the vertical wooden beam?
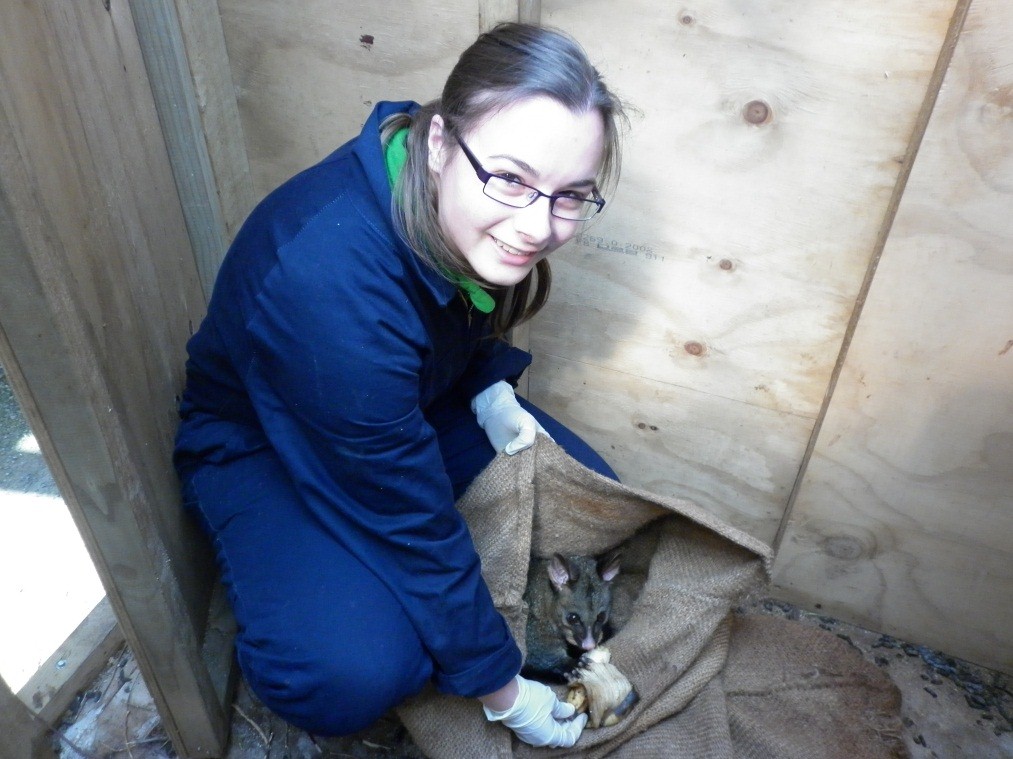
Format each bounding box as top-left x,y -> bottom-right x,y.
479,0 -> 541,30
128,0 -> 255,299
0,677 -> 53,759
480,0 -> 518,31
0,1 -> 231,755
519,0 -> 542,24
18,599 -> 123,729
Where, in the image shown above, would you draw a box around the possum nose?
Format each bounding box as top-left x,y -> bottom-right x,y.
581,634 -> 597,651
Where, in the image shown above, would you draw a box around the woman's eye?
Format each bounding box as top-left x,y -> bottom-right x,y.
489,174 -> 533,198
494,172 -> 522,183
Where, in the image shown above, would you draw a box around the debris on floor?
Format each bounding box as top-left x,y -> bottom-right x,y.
53,647 -> 171,758
746,599 -> 1013,759
48,647 -> 424,758
225,678 -> 424,758
47,599 -> 1013,758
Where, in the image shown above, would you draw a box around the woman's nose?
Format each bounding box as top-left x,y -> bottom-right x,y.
512,195 -> 553,244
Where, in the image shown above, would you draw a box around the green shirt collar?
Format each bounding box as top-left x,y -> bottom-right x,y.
384,126 -> 410,188
445,271 -> 496,313
384,126 -> 495,314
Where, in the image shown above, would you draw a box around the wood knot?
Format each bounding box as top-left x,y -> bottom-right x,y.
684,341 -> 705,356
719,258 -> 734,271
824,536 -> 866,561
743,100 -> 772,125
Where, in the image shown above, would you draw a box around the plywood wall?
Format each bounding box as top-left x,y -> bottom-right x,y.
772,0 -> 1013,673
535,0 -> 958,540
218,0 -> 495,195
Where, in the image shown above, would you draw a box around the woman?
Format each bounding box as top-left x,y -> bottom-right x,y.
174,22 -> 625,748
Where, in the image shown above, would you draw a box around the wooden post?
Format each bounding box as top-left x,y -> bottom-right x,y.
480,0 -> 518,30
479,0 -> 541,30
519,0 -> 542,24
0,1 -> 234,755
128,0 -> 255,298
17,599 -> 123,731
0,678 -> 53,759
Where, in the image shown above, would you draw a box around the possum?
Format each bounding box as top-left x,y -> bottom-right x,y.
521,549 -> 621,683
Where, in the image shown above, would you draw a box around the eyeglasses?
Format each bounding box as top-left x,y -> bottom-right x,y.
455,136 -> 605,222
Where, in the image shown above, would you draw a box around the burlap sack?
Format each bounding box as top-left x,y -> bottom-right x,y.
723,614 -> 907,758
397,438 -> 906,758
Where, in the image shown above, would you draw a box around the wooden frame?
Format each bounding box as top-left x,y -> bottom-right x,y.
17,599 -> 124,734
0,677 -> 53,759
130,0 -> 255,299
0,0 -> 236,754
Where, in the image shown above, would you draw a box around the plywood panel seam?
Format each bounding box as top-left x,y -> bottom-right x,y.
771,0 -> 974,555
479,0 -> 519,32
519,0 -> 541,24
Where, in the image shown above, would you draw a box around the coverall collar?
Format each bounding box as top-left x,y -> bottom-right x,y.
350,101 -> 465,312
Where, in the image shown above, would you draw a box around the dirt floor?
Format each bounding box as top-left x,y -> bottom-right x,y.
46,597 -> 1013,759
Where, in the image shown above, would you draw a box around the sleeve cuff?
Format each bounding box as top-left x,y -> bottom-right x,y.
433,636 -> 523,699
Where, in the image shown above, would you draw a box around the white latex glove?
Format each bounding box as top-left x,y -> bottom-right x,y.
483,675 -> 587,748
471,381 -> 552,455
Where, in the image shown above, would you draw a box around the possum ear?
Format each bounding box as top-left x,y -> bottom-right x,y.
548,554 -> 575,589
597,549 -> 622,582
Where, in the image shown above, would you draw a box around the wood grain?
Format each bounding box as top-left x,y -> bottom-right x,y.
18,599 -> 123,728
0,0 -> 229,753
529,354 -> 813,542
89,0 -> 1006,696
528,0 -> 956,538
480,0 -> 520,30
0,676 -> 51,759
773,0 -> 1013,674
218,0 -> 491,195
131,0 -> 256,299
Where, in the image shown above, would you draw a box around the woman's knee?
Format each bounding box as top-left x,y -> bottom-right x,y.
239,638 -> 432,736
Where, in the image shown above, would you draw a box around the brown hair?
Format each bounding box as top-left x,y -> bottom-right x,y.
382,22 -> 626,338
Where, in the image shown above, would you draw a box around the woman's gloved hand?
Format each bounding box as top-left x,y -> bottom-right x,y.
482,675 -> 587,748
471,381 -> 552,455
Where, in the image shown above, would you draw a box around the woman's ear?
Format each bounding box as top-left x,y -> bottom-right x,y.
427,114 -> 448,174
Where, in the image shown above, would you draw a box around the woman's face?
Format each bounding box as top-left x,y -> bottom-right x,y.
427,95 -> 607,287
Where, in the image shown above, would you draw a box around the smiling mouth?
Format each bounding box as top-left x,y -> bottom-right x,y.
492,236 -> 538,258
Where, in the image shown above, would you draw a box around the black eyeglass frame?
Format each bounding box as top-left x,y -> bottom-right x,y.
454,135 -> 605,221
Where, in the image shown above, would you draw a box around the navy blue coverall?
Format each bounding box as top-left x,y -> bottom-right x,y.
174,100 -> 616,735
